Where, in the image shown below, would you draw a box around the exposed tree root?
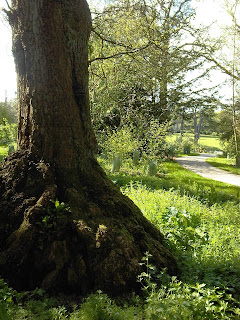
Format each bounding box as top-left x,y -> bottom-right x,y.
0,152 -> 177,296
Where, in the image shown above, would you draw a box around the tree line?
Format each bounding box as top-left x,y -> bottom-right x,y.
88,0 -> 240,163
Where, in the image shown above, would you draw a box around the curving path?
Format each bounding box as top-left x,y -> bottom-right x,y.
176,153 -> 240,187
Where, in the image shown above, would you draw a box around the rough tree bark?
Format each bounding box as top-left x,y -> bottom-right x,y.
0,0 -> 177,295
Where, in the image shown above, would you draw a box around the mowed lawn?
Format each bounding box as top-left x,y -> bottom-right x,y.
167,133 -> 222,151
198,134 -> 222,150
207,157 -> 240,175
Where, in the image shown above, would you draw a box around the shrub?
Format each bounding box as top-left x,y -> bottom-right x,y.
69,291 -> 141,320
132,149 -> 141,166
0,119 -> 17,144
111,155 -> 122,173
181,137 -> 194,154
143,119 -> 168,159
99,125 -> 140,162
146,160 -> 157,176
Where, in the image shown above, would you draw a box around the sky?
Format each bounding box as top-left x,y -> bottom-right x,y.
192,0 -> 232,27
192,0 -> 234,101
0,0 -> 16,101
0,0 -> 235,102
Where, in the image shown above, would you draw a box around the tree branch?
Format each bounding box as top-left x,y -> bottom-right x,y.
92,29 -> 133,51
202,54 -> 240,81
88,43 -> 151,64
4,0 -> 11,11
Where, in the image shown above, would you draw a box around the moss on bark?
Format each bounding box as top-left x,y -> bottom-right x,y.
0,151 -> 177,296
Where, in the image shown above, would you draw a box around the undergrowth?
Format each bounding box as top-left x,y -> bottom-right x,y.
1,155 -> 240,319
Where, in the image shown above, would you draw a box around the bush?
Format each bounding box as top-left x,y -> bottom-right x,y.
146,160 -> 157,176
111,155 -> 122,173
99,125 -> 140,161
70,291 -> 140,320
143,120 -> 168,159
0,119 -> 17,144
182,137 -> 194,154
169,136 -> 195,155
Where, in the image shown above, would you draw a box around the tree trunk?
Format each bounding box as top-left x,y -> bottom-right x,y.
0,0 -> 177,295
180,113 -> 184,137
194,112 -> 203,144
159,41 -> 169,122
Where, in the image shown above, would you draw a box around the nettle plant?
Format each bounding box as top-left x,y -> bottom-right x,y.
138,252 -> 240,319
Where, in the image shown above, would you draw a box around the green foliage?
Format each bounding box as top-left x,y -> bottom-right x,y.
98,119 -> 174,175
182,137 -> 194,154
0,144 -> 8,162
69,291 -> 140,320
216,107 -> 240,158
37,199 -> 71,233
207,157 -> 240,175
167,134 -> 222,154
222,137 -> 238,156
37,200 -> 71,250
138,252 -> 164,296
0,278 -> 16,312
0,100 -> 17,124
143,119 -> 169,159
171,136 -> 195,155
1,175 -> 240,318
89,0 -> 213,136
138,250 -> 240,319
160,206 -> 208,252
100,125 -> 140,161
123,183 -> 240,318
146,160 -> 157,176
0,119 -> 17,145
144,276 -> 240,320
124,183 -> 240,281
106,159 -> 240,205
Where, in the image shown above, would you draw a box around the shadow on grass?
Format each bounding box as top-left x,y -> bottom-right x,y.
110,160 -> 240,205
208,160 -> 240,175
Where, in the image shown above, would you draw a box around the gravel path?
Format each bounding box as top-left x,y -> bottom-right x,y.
176,153 -> 240,187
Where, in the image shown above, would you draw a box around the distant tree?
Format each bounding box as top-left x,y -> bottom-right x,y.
89,0 -> 214,133
190,95 -> 218,143
196,0 -> 240,165
217,102 -> 240,156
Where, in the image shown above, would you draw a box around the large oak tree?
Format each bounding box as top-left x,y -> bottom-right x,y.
0,0 -> 177,295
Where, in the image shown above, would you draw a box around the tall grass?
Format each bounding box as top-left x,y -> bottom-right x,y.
1,182 -> 240,319
123,183 -> 240,289
107,159 -> 240,205
1,151 -> 240,318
